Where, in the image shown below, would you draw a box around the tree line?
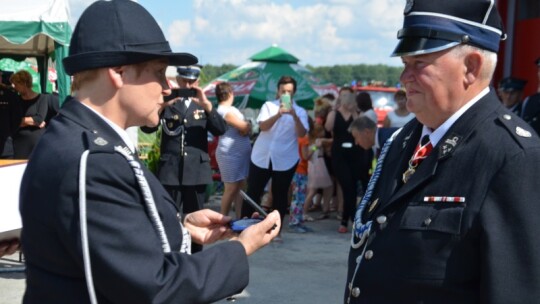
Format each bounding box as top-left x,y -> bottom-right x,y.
199,63 -> 403,88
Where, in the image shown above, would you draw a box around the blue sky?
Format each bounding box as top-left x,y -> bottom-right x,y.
69,0 -> 404,67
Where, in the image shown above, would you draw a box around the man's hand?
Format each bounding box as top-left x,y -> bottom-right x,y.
0,239 -> 20,257
189,86 -> 213,112
231,210 -> 281,256
184,209 -> 233,245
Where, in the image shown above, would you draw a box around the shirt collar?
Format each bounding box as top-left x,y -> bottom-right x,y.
424,87 -> 490,146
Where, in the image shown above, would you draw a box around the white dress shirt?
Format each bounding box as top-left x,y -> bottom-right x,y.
251,99 -> 309,171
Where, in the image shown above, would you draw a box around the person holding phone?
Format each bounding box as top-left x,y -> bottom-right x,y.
241,76 -> 309,242
141,65 -> 226,253
20,1 -> 280,303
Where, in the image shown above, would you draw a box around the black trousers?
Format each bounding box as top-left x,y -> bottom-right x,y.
241,161 -> 297,230
165,184 -> 206,253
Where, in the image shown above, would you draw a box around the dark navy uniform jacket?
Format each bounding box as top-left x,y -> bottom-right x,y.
142,98 -> 226,186
345,90 -> 540,303
522,93 -> 540,136
20,99 -> 248,304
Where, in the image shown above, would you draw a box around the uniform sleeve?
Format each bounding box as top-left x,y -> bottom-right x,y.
206,107 -> 227,136
78,153 -> 249,303
480,146 -> 540,303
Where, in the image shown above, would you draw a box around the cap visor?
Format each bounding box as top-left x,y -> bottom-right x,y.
391,37 -> 459,57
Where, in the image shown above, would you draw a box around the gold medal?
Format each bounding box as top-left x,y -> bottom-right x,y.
194,113 -> 200,120
402,167 -> 415,183
167,122 -> 173,128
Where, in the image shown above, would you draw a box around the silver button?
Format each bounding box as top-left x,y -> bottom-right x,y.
503,114 -> 511,120
176,213 -> 181,220
184,152 -> 188,156
184,119 -> 188,123
351,287 -> 361,298
423,218 -> 432,226
376,215 -> 387,224
364,250 -> 374,260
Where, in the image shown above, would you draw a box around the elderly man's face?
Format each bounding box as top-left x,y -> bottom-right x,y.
400,47 -> 467,129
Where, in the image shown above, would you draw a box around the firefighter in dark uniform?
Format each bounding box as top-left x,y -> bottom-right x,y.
345,0 -> 540,303
142,65 -> 226,253
498,77 -> 527,116
521,58 -> 540,135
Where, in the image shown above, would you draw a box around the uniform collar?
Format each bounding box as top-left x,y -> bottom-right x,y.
80,103 -> 136,153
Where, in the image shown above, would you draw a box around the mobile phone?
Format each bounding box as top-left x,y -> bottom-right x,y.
165,88 -> 197,102
280,93 -> 291,110
230,218 -> 264,233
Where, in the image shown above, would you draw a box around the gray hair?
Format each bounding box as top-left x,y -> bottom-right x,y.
451,44 -> 497,81
348,115 -> 377,133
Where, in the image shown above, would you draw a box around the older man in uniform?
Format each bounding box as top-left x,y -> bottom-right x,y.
498,77 -> 527,115
345,0 -> 540,303
142,65 -> 226,253
520,58 -> 540,135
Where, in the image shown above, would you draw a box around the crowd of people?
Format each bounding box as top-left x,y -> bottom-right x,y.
2,0 -> 540,303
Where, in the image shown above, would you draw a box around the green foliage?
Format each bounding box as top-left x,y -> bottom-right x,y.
305,64 -> 403,87
199,63 -> 402,88
199,64 -> 239,86
137,128 -> 161,173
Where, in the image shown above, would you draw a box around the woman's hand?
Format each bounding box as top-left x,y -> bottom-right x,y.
183,209 -> 234,245
230,210 -> 281,256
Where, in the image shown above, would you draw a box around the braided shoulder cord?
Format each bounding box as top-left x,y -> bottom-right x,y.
351,128 -> 401,249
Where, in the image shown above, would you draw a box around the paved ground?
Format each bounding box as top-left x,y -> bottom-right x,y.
0,195 -> 351,304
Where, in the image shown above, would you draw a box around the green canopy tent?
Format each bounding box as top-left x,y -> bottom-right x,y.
203,45 -> 338,109
0,0 -> 72,103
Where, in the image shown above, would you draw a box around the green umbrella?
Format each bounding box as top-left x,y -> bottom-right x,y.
0,58 -> 53,92
203,45 -> 337,109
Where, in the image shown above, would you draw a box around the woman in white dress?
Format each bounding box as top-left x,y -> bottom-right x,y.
215,82 -> 252,218
383,89 -> 415,128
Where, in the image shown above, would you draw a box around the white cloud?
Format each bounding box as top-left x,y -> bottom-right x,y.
67,0 -> 405,67
163,0 -> 404,66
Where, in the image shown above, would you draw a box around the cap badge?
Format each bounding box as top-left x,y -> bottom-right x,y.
516,126 -> 532,138
404,0 -> 414,14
